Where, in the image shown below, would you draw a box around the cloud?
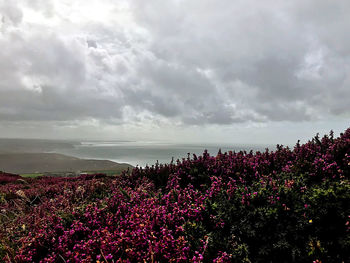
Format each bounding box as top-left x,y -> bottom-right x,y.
0,0 -> 349,133
129,0 -> 350,122
0,1 -> 23,26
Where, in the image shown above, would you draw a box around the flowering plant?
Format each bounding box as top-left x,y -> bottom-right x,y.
0,129 -> 349,262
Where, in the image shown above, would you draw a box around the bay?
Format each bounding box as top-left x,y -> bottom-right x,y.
58,141 -> 275,167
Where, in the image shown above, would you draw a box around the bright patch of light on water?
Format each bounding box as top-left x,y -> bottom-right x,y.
58,141 -> 276,167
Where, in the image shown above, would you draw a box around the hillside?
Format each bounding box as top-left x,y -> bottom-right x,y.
0,153 -> 132,174
0,129 -> 349,262
0,138 -> 77,153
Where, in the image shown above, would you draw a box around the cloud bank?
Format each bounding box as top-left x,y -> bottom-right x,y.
0,0 -> 349,141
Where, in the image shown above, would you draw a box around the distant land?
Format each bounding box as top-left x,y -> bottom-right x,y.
0,138 -> 273,173
0,139 -> 132,174
0,138 -> 78,153
0,153 -> 132,174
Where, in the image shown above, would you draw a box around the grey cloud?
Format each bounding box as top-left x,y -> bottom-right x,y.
128,0 -> 350,123
0,23 -> 125,122
0,1 -> 23,26
0,0 -> 350,129
87,39 -> 97,48
23,0 -> 55,18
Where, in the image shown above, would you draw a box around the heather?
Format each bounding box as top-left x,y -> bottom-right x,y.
0,129 -> 349,262
0,172 -> 21,184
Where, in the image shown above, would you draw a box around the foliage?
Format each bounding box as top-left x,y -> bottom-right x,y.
0,128 -> 349,262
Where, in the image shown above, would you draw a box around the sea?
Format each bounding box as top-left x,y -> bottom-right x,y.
58,141 -> 275,167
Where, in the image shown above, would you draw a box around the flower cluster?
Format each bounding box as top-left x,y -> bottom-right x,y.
0,172 -> 21,184
0,128 -> 349,262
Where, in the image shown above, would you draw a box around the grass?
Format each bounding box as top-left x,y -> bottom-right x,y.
20,173 -> 44,178
19,169 -> 128,178
82,169 -> 126,176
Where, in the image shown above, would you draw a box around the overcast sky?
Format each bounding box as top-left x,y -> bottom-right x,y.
0,0 -> 349,144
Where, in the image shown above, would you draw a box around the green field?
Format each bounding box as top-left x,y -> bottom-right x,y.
20,169 -> 126,178
82,169 -> 128,176
20,173 -> 44,178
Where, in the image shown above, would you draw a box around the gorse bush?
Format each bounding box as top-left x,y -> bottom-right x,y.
0,129 -> 349,262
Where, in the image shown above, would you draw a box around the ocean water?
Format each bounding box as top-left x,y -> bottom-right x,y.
58,141 -> 274,167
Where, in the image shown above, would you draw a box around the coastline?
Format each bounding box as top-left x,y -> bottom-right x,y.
0,152 -> 133,175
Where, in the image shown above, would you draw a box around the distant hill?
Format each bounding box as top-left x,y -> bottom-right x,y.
0,153 -> 132,174
0,138 -> 77,153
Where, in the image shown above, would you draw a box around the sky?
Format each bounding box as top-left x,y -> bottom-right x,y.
0,0 -> 349,145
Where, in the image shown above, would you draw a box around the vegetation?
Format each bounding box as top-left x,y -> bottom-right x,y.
20,173 -> 44,178
0,129 -> 349,262
82,169 -> 129,176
